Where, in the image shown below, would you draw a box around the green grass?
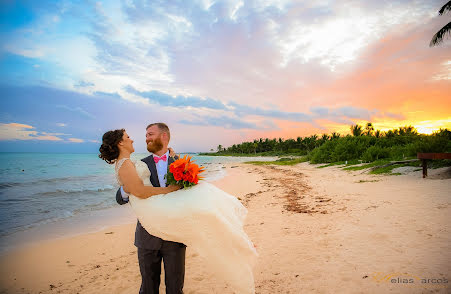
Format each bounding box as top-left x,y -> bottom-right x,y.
428,159 -> 451,168
369,165 -> 402,175
242,153 -> 450,177
343,159 -> 392,171
317,161 -> 345,168
369,162 -> 418,175
357,159 -> 448,175
317,159 -> 362,168
342,158 -> 421,174
245,157 -> 309,166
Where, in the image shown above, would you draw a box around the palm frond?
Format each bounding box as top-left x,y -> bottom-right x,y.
438,1 -> 451,15
430,22 -> 451,46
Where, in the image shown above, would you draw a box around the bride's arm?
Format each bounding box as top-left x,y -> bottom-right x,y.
118,160 -> 180,199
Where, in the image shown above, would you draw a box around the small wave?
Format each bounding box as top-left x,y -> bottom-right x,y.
0,182 -> 17,189
36,186 -> 115,197
3,198 -> 29,202
0,210 -> 76,238
22,211 -> 75,229
73,201 -> 116,214
0,174 -> 114,190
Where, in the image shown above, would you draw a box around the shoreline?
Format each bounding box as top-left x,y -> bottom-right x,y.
0,205 -> 136,255
0,162 -> 449,293
0,155 -> 278,253
0,171 -> 227,255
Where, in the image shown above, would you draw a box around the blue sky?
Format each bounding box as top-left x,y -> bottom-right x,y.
0,0 -> 450,152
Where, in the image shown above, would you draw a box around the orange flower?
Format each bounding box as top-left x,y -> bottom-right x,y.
170,155 -> 189,171
170,164 -> 184,175
173,170 -> 183,181
168,155 -> 205,185
186,163 -> 204,178
182,173 -> 191,182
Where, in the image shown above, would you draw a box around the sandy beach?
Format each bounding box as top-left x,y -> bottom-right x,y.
0,162 -> 450,294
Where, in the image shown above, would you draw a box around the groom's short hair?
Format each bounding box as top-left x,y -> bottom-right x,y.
146,122 -> 170,140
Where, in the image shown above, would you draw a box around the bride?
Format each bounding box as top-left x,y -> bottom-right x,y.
99,128 -> 257,293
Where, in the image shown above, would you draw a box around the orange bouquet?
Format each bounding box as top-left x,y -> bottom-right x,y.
165,155 -> 205,188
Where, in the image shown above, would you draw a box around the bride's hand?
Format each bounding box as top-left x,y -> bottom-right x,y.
168,147 -> 176,157
168,184 -> 181,192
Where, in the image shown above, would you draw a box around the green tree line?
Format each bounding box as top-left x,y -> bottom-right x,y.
201,123 -> 451,164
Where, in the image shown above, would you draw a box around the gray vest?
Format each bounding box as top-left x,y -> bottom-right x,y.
115,154 -> 185,250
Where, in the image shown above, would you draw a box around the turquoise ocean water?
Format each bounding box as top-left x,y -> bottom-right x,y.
0,153 -> 274,248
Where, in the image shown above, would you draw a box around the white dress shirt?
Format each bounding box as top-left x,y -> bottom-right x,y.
121,151 -> 169,201
154,150 -> 169,188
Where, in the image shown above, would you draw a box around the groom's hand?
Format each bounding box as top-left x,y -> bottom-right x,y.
168,147 -> 176,158
116,186 -> 129,205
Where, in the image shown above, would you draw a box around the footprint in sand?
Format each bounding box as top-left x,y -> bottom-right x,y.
371,233 -> 389,241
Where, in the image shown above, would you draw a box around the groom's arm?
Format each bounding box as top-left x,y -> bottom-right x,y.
116,187 -> 129,205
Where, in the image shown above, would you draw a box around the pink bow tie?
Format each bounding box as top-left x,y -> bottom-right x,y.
154,154 -> 167,163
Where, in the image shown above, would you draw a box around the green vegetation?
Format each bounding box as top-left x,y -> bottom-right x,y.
343,159 -> 393,171
317,159 -> 362,168
245,157 -> 309,166
370,165 -> 403,175
203,125 -> 451,173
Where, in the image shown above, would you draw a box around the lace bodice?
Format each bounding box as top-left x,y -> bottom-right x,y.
115,158 -> 152,186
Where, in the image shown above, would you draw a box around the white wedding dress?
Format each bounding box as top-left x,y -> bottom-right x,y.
115,158 -> 258,293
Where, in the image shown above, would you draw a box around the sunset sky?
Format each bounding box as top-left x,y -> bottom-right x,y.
1,0 -> 450,153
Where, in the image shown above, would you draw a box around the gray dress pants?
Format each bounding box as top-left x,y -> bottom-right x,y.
138,241 -> 186,294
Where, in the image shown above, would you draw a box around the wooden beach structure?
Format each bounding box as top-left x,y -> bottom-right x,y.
417,153 -> 451,178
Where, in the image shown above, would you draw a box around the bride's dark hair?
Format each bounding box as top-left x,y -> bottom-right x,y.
99,129 -> 125,164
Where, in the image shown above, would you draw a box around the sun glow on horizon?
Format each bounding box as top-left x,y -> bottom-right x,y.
416,126 -> 435,135
413,118 -> 451,135
307,118 -> 451,139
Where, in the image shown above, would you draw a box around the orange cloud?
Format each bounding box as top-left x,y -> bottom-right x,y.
240,18 -> 451,142
0,123 -> 64,141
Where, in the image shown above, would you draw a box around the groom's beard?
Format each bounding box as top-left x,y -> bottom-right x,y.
147,137 -> 164,153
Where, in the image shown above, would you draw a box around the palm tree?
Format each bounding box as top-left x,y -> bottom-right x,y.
318,134 -> 330,146
350,124 -> 363,136
434,128 -> 451,139
430,1 -> 451,46
331,132 -> 340,140
398,126 -> 418,136
364,122 -> 374,136
321,134 -> 330,141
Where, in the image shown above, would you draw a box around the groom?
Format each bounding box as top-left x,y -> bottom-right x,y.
115,123 -> 186,294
